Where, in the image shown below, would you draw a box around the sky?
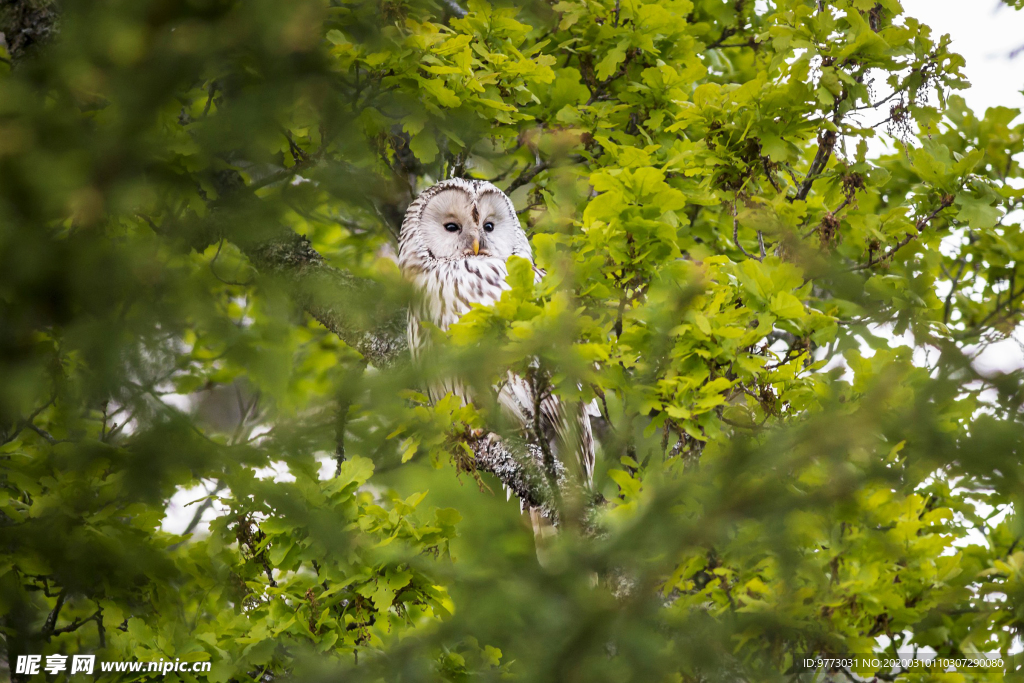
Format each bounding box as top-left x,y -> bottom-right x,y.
880,1 -> 1024,375
903,0 -> 1024,115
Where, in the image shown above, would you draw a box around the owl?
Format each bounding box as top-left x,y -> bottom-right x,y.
398,178 -> 595,517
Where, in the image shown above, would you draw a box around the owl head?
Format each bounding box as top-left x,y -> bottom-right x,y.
398,178 -> 531,271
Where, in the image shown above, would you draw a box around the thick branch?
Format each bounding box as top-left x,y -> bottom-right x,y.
795,130 -> 837,201
242,231 -> 407,368
0,0 -> 59,61
468,434 -> 568,524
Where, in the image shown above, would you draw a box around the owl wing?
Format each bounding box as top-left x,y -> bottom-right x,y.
497,264 -> 595,487
497,371 -> 595,489
544,392 -> 596,487
408,259 -> 595,486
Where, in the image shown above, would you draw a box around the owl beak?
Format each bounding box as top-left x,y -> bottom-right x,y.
462,228 -> 489,257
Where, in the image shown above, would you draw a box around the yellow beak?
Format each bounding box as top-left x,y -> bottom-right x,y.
472,237 -> 480,255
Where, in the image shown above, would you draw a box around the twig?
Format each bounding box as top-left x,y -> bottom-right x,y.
49,611 -> 102,638
2,394 -> 56,446
850,198 -> 952,271
780,163 -> 802,190
488,160 -> 520,184
441,0 -> 467,18
794,130 -> 837,201
732,204 -> 762,262
505,157 -> 549,194
283,130 -> 311,164
585,52 -> 635,105
25,422 -> 62,445
248,156 -> 320,193
179,483 -> 226,540
762,157 -> 781,193
849,88 -> 903,112
943,258 -> 968,324
834,193 -> 854,215
41,588 -> 68,638
705,27 -> 736,49
202,81 -> 218,117
210,239 -> 254,286
961,283 -> 1024,335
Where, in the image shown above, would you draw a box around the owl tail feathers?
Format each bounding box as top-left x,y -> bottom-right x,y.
529,507 -> 559,568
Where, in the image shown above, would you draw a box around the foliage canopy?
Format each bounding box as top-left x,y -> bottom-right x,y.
2,0 -> 1024,681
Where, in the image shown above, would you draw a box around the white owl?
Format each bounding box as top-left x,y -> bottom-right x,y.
398,178 -> 595,523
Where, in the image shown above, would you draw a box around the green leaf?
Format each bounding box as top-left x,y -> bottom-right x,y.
337,456 -> 375,488
506,255 -> 535,291
769,292 -> 805,319
548,67 -> 590,111
409,130 -> 440,164
594,40 -> 628,80
954,192 -> 1001,229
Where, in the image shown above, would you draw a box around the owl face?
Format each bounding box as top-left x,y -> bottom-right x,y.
399,179 -> 531,270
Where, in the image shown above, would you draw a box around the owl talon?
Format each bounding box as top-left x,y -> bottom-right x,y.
486,434 -> 505,454
474,431 -> 503,449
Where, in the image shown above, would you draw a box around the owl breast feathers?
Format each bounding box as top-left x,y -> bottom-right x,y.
398,178 -> 595,489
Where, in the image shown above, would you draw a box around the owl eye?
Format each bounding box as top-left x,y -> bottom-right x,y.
443,222 -> 460,233
483,221 -> 495,232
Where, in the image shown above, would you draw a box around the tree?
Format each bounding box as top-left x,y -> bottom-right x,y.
1,0 -> 1023,681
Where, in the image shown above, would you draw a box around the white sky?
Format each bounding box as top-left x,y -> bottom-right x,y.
903,0 -> 1024,114
883,2 -> 1024,374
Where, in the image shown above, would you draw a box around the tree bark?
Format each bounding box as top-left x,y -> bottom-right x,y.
0,0 -> 60,61
243,231 -> 408,370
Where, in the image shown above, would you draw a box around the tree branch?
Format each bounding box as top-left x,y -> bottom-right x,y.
0,0 -> 60,62
467,433 -> 568,524
794,129 -> 837,201
505,158 -> 549,195
236,231 -> 408,369
943,258 -> 968,324
41,588 -> 68,639
732,203 -> 762,262
850,196 -> 953,271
